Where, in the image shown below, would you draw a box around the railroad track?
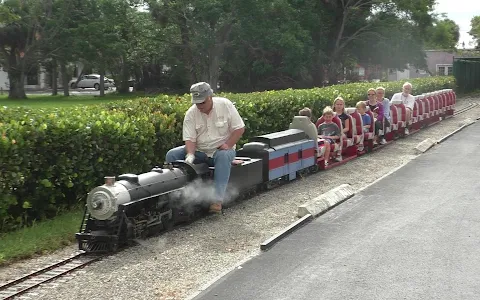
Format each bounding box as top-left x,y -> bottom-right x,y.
0,251 -> 104,300
453,102 -> 478,116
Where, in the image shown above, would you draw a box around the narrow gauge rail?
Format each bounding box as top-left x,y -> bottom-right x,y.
0,252 -> 103,300
453,102 -> 478,115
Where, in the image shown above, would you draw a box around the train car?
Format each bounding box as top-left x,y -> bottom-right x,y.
236,128 -> 317,187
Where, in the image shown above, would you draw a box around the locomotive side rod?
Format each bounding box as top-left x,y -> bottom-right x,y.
0,252 -> 104,300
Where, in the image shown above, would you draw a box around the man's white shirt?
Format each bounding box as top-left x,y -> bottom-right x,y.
183,97 -> 245,157
391,92 -> 415,110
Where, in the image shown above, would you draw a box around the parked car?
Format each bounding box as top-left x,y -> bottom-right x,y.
69,74 -> 115,90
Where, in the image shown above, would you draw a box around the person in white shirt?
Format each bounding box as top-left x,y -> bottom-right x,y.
165,82 -> 245,213
390,82 -> 415,135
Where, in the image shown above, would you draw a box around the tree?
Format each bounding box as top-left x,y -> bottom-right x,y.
0,0 -> 50,99
425,15 -> 460,50
468,16 -> 480,49
354,11 -> 429,71
220,0 -> 313,91
294,0 -> 436,83
146,0 -> 238,91
40,0 -> 87,96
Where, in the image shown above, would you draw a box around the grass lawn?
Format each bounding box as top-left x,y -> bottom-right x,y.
0,208 -> 85,266
0,92 -> 153,109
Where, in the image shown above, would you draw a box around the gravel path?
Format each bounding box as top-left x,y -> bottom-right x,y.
2,93 -> 480,300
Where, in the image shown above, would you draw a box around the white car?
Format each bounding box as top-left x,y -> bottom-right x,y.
69,74 -> 115,90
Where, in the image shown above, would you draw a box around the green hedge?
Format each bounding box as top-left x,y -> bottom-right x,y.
0,76 -> 455,232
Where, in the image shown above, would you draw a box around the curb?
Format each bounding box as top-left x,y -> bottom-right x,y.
437,119 -> 477,144
260,214 -> 313,251
297,184 -> 355,218
414,138 -> 437,154
259,184 -> 355,252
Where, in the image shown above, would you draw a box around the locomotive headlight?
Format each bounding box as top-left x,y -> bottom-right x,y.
86,183 -> 130,220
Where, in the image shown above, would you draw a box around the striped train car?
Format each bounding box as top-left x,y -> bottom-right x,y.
236,129 -> 318,186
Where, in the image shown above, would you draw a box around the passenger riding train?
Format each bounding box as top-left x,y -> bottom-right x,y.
75,89 -> 456,253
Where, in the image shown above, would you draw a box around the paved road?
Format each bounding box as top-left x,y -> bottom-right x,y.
193,121 -> 480,300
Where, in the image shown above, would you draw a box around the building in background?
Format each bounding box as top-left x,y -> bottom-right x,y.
0,65 -> 48,91
386,49 -> 480,81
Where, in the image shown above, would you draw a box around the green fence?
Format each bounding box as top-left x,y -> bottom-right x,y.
453,57 -> 480,93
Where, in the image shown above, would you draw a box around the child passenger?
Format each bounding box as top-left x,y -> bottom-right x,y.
356,101 -> 371,133
317,106 -> 340,167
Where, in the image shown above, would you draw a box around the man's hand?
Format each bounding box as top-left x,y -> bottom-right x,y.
218,143 -> 230,150
185,153 -> 195,164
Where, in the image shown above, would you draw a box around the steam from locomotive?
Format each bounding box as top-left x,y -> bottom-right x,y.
169,178 -> 240,212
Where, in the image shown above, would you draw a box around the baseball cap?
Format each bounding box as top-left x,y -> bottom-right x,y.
190,82 -> 213,104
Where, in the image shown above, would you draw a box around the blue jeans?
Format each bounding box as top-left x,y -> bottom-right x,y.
165,145 -> 236,203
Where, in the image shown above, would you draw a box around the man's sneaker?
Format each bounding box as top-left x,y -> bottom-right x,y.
380,138 -> 387,145
335,155 -> 343,162
405,128 -> 409,135
209,203 -> 222,214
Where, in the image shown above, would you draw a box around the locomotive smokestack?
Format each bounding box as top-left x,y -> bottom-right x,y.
104,176 -> 115,186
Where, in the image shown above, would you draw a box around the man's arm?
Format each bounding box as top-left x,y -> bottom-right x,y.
183,110 -> 197,154
389,93 -> 397,103
185,140 -> 196,154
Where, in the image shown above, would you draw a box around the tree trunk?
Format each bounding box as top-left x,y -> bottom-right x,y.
178,16 -> 197,84
51,58 -> 58,96
311,52 -> 325,87
7,53 -> 27,99
60,60 -> 70,96
116,56 -> 130,94
7,69 -> 27,99
99,64 -> 105,97
208,24 -> 233,92
327,60 -> 339,85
